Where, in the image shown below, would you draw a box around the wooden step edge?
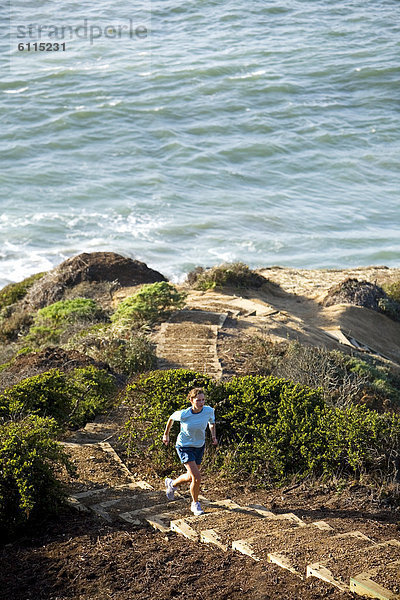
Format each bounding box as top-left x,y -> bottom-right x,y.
134,480 -> 154,490
90,500 -> 121,522
72,487 -> 109,500
350,572 -> 398,600
201,498 -> 246,512
145,513 -> 175,534
121,498 -> 186,519
335,530 -> 373,542
248,505 -> 306,527
170,518 -> 199,541
277,512 -> 307,527
350,559 -> 400,600
200,529 -> 229,552
232,537 -> 261,561
98,442 -> 140,482
182,510 -> 228,525
311,520 -> 334,531
307,562 -> 349,593
246,504 -> 278,519
268,552 -> 303,579
65,496 -> 90,513
119,512 -> 141,525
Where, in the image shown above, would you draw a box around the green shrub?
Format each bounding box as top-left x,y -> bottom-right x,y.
0,370 -> 71,422
123,369 -> 400,485
342,355 -> 400,409
122,369 -> 219,465
35,297 -> 103,324
320,405 -> 400,480
111,282 -> 187,327
383,281 -> 400,303
186,262 -> 265,290
216,375 -> 326,479
0,308 -> 33,342
27,298 -> 106,347
378,297 -> 400,321
0,415 -> 75,537
0,272 -> 46,311
0,367 -> 118,428
68,365 -> 118,427
69,326 -> 156,377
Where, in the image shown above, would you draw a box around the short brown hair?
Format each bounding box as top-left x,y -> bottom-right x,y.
187,387 -> 205,402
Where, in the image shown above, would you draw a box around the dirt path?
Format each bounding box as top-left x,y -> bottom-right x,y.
177,268 -> 400,371
9,434 -> 395,600
2,415 -> 400,600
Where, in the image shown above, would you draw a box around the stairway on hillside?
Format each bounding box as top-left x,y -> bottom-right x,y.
62,440 -> 400,600
155,309 -> 228,379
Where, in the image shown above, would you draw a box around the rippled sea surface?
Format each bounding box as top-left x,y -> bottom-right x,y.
1,0 -> 399,286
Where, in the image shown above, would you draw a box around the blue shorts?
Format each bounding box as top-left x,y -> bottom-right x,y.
176,445 -> 205,465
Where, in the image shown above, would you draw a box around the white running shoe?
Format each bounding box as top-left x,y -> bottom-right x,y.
191,501 -> 204,516
165,478 -> 176,500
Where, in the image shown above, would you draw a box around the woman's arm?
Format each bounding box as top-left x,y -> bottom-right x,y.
209,422 -> 218,446
163,417 -> 174,446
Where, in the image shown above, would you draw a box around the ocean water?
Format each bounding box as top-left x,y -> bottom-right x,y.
1,0 -> 400,288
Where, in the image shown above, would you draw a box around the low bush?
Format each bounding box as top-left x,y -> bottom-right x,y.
229,338 -> 400,412
69,326 -> 156,378
68,365 -> 118,427
0,370 -> 70,422
0,366 -> 118,428
378,297 -> 400,322
0,415 -> 75,537
382,280 -> 400,303
26,298 -> 106,347
0,272 -> 46,311
123,369 -> 400,485
186,262 -> 265,290
318,405 -> 400,480
342,355 -> 400,410
111,282 -> 186,327
0,308 -> 33,342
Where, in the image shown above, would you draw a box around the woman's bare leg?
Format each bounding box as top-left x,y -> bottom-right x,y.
172,462 -> 201,502
172,471 -> 191,487
185,461 -> 201,502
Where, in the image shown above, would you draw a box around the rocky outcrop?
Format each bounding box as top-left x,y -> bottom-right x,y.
322,278 -> 387,311
23,252 -> 167,309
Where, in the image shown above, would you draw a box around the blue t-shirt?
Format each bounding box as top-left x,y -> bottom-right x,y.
171,405 -> 215,448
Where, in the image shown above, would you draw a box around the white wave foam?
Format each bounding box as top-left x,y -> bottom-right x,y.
3,87 -> 29,94
228,69 -> 266,80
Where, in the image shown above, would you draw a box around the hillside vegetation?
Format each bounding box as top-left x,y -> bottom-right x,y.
1,254 -> 400,537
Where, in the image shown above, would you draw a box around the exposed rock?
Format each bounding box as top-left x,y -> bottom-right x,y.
23,252 -> 167,309
322,278 -> 387,311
